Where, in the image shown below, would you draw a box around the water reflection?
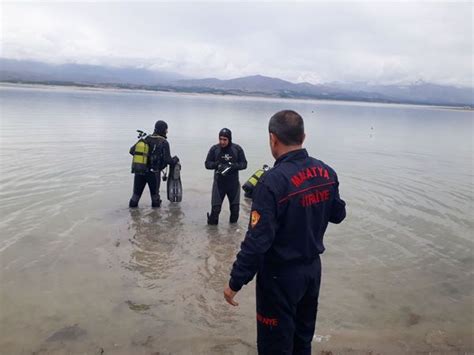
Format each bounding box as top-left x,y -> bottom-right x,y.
127,205 -> 185,288
183,221 -> 246,331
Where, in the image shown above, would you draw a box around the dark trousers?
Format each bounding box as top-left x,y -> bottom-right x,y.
208,178 -> 240,223
256,257 -> 322,355
129,172 -> 161,207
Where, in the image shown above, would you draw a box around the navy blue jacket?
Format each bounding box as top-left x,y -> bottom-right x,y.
229,149 -> 346,291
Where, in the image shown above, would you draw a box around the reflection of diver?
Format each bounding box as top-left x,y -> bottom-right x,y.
127,206 -> 185,283
129,205 -> 185,239
201,225 -> 244,295
205,128 -> 247,225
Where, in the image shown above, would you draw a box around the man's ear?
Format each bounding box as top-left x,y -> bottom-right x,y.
269,132 -> 280,159
301,133 -> 306,144
269,132 -> 277,147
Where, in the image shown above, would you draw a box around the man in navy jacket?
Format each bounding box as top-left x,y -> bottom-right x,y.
224,110 -> 346,355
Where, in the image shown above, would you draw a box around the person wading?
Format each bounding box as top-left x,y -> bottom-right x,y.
129,120 -> 178,208
205,128 -> 247,224
224,110 -> 346,354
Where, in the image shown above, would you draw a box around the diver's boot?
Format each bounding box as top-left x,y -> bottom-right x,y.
129,194 -> 140,208
151,195 -> 162,208
207,212 -> 219,225
230,206 -> 239,223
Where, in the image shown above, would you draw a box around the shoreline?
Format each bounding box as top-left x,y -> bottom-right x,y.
1,81 -> 472,112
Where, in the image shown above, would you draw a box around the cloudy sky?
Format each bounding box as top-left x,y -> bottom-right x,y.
1,1 -> 472,86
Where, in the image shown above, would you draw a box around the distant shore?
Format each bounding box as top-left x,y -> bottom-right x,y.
1,80 -> 472,111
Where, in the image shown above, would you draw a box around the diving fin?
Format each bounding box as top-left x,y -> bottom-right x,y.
167,162 -> 183,202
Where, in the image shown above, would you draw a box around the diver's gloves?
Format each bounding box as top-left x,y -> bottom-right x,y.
217,162 -> 233,176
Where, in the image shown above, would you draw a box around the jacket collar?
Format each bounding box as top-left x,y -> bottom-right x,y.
150,134 -> 166,139
274,148 -> 308,166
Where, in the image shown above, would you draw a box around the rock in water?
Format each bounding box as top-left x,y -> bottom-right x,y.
46,324 -> 86,342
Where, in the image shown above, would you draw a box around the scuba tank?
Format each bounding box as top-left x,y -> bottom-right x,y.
131,130 -> 149,174
242,164 -> 270,198
167,159 -> 183,202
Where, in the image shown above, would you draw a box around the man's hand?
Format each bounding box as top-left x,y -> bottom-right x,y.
224,285 -> 239,306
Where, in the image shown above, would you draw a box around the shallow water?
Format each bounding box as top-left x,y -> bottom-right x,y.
0,84 -> 473,354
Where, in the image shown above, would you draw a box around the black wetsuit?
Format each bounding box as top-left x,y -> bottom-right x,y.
229,149 -> 346,354
129,134 -> 173,208
205,143 -> 247,223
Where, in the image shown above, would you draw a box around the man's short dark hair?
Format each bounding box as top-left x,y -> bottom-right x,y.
268,110 -> 304,145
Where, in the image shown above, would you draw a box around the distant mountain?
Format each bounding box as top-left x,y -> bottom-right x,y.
1,58 -> 472,107
0,58 -> 187,85
174,76 -> 473,106
174,75 -> 389,101
176,75 -> 299,92
326,81 -> 474,107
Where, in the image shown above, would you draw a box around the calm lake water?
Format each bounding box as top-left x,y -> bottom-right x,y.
0,84 -> 472,354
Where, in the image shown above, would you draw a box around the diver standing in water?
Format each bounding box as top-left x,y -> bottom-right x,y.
129,120 -> 178,208
205,128 -> 247,225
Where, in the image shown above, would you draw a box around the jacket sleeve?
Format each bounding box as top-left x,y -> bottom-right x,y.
205,146 -> 218,170
129,143 -> 136,155
161,140 -> 173,167
229,182 -> 277,292
234,145 -> 247,171
329,175 -> 346,224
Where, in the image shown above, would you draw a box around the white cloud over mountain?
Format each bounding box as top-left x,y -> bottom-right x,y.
1,2 -> 472,86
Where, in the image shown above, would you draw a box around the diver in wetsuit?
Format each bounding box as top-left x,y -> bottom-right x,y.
129,120 -> 177,208
205,128 -> 247,224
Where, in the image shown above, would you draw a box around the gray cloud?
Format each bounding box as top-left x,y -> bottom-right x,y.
2,1 -> 472,86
